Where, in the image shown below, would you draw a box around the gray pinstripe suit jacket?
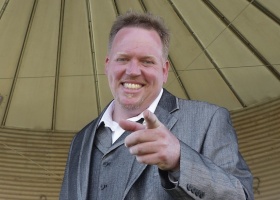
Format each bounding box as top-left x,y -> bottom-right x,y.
60,89 -> 254,200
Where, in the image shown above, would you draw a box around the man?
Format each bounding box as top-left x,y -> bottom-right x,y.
60,12 -> 254,200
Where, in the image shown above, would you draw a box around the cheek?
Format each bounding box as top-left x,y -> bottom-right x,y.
144,70 -> 165,85
107,68 -> 123,85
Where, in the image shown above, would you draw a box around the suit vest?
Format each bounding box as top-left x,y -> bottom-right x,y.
87,123 -> 133,200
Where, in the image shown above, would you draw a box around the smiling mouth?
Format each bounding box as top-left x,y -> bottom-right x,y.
123,83 -> 142,89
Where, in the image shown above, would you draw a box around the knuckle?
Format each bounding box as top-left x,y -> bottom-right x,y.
157,151 -> 168,162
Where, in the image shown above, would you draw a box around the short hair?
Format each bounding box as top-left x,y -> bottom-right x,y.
108,11 -> 170,59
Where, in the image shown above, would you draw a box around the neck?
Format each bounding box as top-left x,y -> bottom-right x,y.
112,103 -> 145,123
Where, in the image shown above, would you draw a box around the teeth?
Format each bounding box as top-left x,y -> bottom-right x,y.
123,83 -> 142,89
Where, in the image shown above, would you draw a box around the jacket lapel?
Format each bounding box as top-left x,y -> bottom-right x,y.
78,120 -> 98,200
155,89 -> 179,131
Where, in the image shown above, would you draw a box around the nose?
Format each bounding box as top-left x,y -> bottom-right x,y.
126,60 -> 141,76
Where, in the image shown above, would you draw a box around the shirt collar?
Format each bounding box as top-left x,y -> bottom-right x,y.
100,89 -> 163,129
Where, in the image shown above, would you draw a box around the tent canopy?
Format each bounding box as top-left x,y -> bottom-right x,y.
0,0 -> 279,132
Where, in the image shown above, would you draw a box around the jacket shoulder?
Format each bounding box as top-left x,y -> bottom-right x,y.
67,119 -> 98,150
178,95 -> 230,112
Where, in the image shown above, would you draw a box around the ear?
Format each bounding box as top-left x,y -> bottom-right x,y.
105,57 -> 109,75
163,60 -> 170,83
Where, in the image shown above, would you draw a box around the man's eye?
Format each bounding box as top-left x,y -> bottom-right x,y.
142,60 -> 154,64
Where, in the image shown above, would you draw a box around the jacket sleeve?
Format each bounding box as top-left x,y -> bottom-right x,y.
161,107 -> 254,200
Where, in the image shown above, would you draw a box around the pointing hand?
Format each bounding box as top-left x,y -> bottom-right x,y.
119,110 -> 180,171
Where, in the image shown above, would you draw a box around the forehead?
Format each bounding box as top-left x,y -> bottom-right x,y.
111,27 -> 163,53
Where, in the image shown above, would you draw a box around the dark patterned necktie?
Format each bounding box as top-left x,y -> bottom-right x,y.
95,122 -> 112,150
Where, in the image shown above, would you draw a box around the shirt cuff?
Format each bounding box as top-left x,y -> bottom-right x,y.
168,170 -> 180,185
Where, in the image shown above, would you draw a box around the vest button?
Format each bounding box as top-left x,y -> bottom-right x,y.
100,184 -> 107,190
103,162 -> 110,166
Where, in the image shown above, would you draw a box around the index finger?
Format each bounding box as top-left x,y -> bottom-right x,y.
119,119 -> 146,132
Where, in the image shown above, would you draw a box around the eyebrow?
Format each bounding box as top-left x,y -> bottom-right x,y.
115,52 -> 157,60
141,56 -> 156,60
115,52 -> 129,57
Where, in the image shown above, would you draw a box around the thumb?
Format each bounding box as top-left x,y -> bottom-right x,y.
143,110 -> 161,129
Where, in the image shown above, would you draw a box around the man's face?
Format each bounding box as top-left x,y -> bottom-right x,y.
105,27 -> 169,113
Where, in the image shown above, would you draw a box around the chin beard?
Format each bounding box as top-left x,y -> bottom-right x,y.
121,103 -> 140,110
118,96 -> 144,111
